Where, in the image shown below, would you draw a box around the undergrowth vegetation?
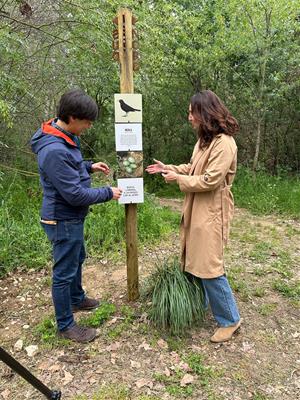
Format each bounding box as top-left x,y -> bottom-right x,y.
0,174 -> 179,277
2,166 -> 300,278
145,257 -> 205,335
232,167 -> 300,217
148,166 -> 300,218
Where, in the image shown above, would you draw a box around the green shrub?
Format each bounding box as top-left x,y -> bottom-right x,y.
146,257 -> 205,335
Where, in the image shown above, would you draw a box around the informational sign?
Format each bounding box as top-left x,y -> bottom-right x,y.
117,178 -> 144,204
115,93 -> 143,205
115,123 -> 142,151
114,94 -> 142,123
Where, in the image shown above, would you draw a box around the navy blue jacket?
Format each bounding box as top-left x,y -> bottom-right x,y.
31,119 -> 113,220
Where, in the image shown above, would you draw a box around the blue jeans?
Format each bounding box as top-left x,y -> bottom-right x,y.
201,275 -> 240,327
41,219 -> 86,331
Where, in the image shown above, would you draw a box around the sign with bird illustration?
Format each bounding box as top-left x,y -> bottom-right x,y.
114,94 -> 142,123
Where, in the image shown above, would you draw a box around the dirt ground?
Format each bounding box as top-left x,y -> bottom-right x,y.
0,201 -> 299,400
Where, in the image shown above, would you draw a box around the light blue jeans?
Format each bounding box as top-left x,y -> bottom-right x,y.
201,275 -> 240,327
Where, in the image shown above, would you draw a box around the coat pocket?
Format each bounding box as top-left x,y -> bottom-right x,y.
221,187 -> 234,244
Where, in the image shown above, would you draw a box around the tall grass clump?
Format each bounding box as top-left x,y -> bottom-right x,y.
233,166 -> 300,217
146,257 -> 205,335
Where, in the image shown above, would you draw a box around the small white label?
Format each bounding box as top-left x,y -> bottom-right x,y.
117,178 -> 144,204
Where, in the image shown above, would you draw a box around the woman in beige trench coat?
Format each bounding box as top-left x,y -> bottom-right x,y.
146,90 -> 241,343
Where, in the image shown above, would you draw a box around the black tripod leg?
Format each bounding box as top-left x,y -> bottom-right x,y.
0,347 -> 61,399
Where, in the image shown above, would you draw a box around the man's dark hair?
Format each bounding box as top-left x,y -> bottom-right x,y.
57,89 -> 98,123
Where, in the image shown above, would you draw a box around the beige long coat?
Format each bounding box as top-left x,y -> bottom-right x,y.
166,134 -> 237,279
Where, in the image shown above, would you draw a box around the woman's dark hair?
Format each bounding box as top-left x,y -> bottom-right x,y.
57,89 -> 98,123
190,90 -> 239,149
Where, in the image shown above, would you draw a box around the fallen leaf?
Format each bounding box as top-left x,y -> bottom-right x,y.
48,364 -> 61,372
25,345 -> 38,357
242,341 -> 255,353
14,339 -> 23,351
178,362 -> 190,371
111,355 -> 116,365
139,341 -> 152,351
106,317 -> 118,327
180,373 -> 194,386
130,360 -> 141,369
106,342 -> 121,352
38,361 -> 50,371
62,371 -> 73,386
135,378 -> 153,389
157,339 -> 168,350
1,389 -> 10,400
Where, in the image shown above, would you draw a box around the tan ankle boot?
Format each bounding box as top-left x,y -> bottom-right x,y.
210,320 -> 242,343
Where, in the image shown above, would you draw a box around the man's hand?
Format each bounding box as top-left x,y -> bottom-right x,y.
111,187 -> 123,200
145,158 -> 166,174
161,170 -> 178,183
91,162 -> 110,175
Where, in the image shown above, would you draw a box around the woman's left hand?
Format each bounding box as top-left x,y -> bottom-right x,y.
91,162 -> 110,175
162,170 -> 178,183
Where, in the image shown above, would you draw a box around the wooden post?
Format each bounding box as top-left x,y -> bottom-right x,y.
117,8 -> 139,301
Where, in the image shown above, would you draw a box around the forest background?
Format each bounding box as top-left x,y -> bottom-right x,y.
0,0 -> 300,275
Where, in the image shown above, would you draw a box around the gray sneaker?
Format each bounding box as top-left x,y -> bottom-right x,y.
58,324 -> 97,343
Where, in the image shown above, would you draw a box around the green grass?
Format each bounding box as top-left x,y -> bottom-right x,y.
0,174 -> 179,277
233,167 -> 300,217
73,385 -> 129,400
146,257 -> 205,335
150,165 -> 300,218
257,303 -> 277,316
252,392 -> 271,400
108,305 -> 136,339
73,385 -> 161,400
272,279 -> 300,299
79,302 -> 116,328
35,303 -> 116,346
154,371 -> 195,398
227,274 -> 250,301
34,316 -> 70,347
184,353 -> 218,386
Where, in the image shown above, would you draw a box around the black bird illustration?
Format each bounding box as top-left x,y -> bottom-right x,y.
119,99 -> 141,117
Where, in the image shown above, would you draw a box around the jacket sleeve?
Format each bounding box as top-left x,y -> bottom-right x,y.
177,137 -> 236,193
83,160 -> 93,174
43,150 -> 113,206
165,163 -> 191,175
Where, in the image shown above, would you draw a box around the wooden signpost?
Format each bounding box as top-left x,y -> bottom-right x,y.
113,8 -> 140,301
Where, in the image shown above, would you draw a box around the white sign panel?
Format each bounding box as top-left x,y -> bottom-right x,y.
115,124 -> 142,151
114,94 -> 142,123
118,178 -> 144,204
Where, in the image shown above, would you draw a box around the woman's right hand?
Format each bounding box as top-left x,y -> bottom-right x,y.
145,159 -> 166,174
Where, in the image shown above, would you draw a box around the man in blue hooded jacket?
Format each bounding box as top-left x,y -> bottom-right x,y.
31,89 -> 122,343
